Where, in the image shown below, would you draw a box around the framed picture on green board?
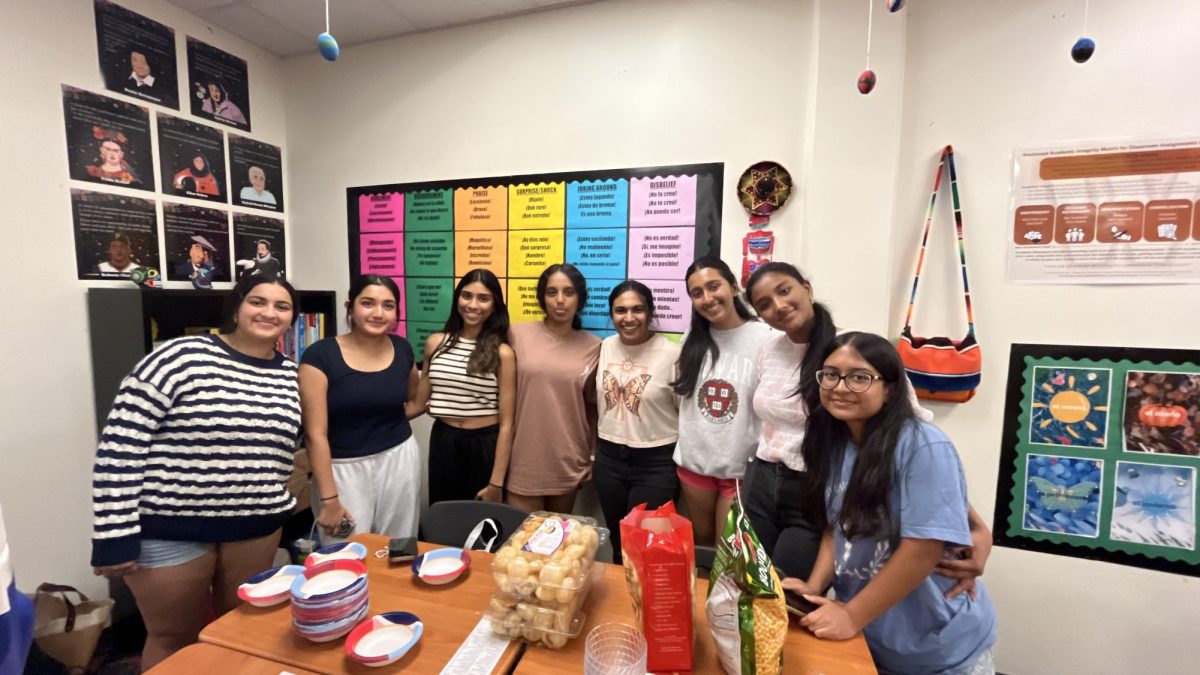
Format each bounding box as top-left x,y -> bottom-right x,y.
994,343 -> 1200,577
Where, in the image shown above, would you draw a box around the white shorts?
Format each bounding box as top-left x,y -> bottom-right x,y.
313,436 -> 421,545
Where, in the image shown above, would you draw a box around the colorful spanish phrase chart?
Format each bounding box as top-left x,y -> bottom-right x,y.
994,344 -> 1200,577
346,164 -> 723,353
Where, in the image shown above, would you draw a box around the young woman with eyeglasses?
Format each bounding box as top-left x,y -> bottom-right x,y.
745,262 -> 990,590
781,332 -> 997,674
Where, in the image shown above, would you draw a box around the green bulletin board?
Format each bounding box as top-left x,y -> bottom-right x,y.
994,344 -> 1200,576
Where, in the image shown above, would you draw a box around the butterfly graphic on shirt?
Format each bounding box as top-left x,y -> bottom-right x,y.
602,370 -> 652,418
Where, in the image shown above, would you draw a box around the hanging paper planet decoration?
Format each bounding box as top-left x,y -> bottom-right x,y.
1071,37 -> 1095,63
317,32 -> 339,61
857,69 -> 877,94
885,0 -> 905,12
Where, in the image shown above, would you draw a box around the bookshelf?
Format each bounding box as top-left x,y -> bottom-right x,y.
86,287 -> 336,431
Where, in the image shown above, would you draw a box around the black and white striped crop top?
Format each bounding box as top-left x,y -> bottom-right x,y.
427,336 -> 500,417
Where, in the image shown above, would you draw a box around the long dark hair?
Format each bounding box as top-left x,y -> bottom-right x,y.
431,268 -> 509,375
190,155 -> 212,178
221,275 -> 298,334
799,332 -> 916,540
345,274 -> 401,330
536,263 -> 588,331
745,262 -> 837,408
670,257 -> 755,396
607,280 -> 656,324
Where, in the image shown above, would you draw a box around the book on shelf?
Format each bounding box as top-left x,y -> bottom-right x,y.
277,312 -> 327,361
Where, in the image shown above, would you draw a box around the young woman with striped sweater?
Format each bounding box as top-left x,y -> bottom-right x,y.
90,276 -> 303,669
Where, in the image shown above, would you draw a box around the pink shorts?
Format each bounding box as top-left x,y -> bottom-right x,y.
676,466 -> 739,499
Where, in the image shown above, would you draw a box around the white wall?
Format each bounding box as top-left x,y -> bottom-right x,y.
282,0 -> 815,297
0,0 -> 290,598
889,1 -> 1200,674
281,0 -> 819,529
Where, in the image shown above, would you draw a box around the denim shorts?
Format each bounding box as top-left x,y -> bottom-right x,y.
137,539 -> 213,569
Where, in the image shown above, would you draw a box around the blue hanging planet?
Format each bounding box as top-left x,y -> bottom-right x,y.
317,31 -> 339,61
857,69 -> 877,94
886,0 -> 905,12
1071,37 -> 1095,63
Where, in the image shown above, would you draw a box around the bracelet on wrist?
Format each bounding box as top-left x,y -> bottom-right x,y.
320,494 -> 339,502
489,483 -> 503,490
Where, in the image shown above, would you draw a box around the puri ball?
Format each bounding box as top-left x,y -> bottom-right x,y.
857,69 -> 877,94
317,32 -> 340,61
1071,37 -> 1095,63
886,0 -> 905,12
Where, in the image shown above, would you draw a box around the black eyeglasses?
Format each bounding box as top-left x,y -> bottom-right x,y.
815,369 -> 882,393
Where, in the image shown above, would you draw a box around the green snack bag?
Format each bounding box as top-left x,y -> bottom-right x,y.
705,494 -> 787,675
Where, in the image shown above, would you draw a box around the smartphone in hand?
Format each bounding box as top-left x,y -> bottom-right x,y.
784,589 -> 822,617
333,516 -> 355,538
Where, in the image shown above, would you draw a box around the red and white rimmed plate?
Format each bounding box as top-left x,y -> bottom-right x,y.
304,541 -> 369,568
237,565 -> 305,607
345,612 -> 424,667
411,548 -> 471,585
293,603 -> 371,643
290,559 -> 368,602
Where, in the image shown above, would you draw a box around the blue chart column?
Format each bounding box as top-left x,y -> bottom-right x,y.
566,179 -> 631,339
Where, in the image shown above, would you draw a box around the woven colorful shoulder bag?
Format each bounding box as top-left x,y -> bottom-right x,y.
897,145 -> 981,403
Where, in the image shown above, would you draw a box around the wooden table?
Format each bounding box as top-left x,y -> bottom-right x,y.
514,563 -> 877,674
148,643 -> 320,674
200,535 -> 875,674
200,535 -> 521,674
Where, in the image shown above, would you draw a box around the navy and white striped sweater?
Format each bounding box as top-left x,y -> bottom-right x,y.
91,335 -> 301,566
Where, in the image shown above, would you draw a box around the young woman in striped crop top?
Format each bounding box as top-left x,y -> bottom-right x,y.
90,276 -> 302,669
414,269 -> 515,504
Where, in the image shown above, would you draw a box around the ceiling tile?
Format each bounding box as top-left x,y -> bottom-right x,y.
169,0 -> 240,12
251,0 -> 417,45
389,0 -> 537,30
168,0 -> 600,57
199,5 -> 311,57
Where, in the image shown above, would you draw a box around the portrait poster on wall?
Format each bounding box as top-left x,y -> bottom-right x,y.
229,135 -> 283,212
63,85 -> 153,192
94,0 -> 179,109
157,113 -> 226,203
346,163 -> 722,354
186,37 -> 250,131
163,202 -> 231,287
71,189 -> 160,280
994,343 -> 1200,577
233,213 -> 285,280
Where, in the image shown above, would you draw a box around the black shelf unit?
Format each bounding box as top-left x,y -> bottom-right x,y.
86,287 -> 336,431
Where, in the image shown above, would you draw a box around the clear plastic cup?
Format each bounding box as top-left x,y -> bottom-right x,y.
583,623 -> 647,675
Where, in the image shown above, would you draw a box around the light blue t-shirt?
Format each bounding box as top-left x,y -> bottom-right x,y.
827,421 -> 996,675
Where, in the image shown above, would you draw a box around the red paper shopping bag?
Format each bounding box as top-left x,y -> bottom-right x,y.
619,502 -> 695,672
